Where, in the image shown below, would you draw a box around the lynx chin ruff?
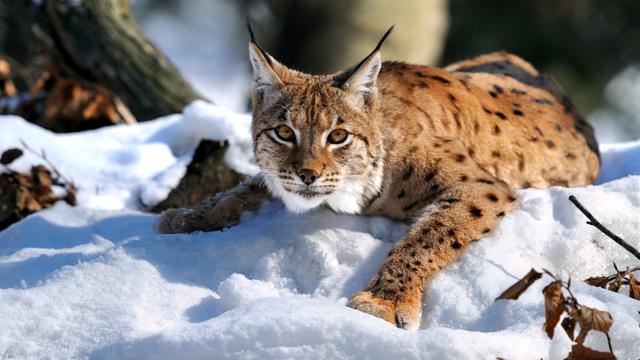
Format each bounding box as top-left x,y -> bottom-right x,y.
156,26 -> 599,330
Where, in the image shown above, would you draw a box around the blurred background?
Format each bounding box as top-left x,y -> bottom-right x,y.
1,0 -> 639,142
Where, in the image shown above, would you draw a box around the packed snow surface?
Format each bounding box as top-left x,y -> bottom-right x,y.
0,105 -> 639,359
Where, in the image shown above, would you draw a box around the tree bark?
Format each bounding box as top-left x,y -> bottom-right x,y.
33,0 -> 205,121
148,140 -> 245,213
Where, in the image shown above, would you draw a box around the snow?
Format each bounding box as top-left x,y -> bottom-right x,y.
0,100 -> 256,210
1,107 -> 639,359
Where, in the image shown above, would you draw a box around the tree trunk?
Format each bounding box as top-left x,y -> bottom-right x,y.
33,0 -> 205,121
148,140 -> 245,213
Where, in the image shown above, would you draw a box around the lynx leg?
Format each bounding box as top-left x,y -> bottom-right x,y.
349,141 -> 518,329
156,176 -> 271,233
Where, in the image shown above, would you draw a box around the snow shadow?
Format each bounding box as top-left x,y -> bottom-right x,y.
0,208 -> 153,289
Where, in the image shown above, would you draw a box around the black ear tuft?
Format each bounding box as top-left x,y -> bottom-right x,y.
246,17 -> 257,44
333,26 -> 394,88
373,26 -> 394,53
246,18 -> 273,66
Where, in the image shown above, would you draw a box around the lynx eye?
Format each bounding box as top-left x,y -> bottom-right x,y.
327,129 -> 348,144
275,125 -> 295,142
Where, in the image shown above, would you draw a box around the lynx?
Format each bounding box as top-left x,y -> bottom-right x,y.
156,26 -> 599,330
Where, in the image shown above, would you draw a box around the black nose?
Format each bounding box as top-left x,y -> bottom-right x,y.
298,168 -> 319,185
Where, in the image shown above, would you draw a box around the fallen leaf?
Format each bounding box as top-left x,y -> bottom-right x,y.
64,185 -> 77,206
628,271 -> 640,300
543,280 -> 565,338
584,276 -> 609,288
571,305 -> 613,345
0,148 -> 23,165
608,273 -> 623,292
561,317 -> 576,341
495,268 -> 542,300
566,344 -> 616,360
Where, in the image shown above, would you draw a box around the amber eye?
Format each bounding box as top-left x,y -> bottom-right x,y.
327,129 -> 348,144
275,125 -> 295,142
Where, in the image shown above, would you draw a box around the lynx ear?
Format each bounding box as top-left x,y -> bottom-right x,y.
247,21 -> 286,106
334,26 -> 393,101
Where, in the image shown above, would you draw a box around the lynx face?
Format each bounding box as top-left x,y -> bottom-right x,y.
248,43 -> 385,214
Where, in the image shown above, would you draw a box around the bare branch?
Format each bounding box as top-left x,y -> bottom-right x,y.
569,195 -> 640,262
18,139 -> 73,186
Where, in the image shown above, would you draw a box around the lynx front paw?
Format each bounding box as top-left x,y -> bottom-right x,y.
347,291 -> 422,330
155,208 -> 195,234
155,206 -> 237,234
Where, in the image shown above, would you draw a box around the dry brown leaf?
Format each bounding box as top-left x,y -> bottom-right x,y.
1,148 -> 23,165
64,185 -> 78,206
627,271 -> 640,300
571,305 -> 613,345
0,59 -> 17,96
543,280 -> 565,338
566,344 -> 616,360
495,268 -> 543,300
561,317 -> 576,341
584,276 -> 610,289
608,273 -> 623,292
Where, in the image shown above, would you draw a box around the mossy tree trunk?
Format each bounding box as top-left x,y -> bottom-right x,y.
0,0 -> 243,211
33,0 -> 204,120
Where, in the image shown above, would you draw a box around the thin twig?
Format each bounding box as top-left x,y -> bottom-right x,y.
605,332 -> 614,354
606,266 -> 640,281
569,195 -> 640,262
19,139 -> 73,185
563,282 -> 580,307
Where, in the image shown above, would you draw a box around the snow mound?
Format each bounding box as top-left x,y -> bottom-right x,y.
0,101 -> 256,210
1,110 -> 639,359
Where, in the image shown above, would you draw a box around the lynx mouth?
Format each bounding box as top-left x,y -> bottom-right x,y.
295,188 -> 327,198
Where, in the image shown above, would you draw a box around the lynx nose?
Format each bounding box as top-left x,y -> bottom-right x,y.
298,168 -> 320,185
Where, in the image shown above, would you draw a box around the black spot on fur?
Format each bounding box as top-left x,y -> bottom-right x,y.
477,179 -> 494,185
447,228 -> 455,236
518,153 -> 525,171
513,109 -> 524,116
397,190 -> 406,199
459,174 -> 469,182
495,111 -> 507,120
482,228 -> 491,234
454,154 -> 466,162
493,125 -> 501,135
430,75 -> 451,84
482,106 -> 493,115
555,123 -> 563,132
441,198 -> 460,204
425,171 -> 436,182
546,140 -> 556,149
534,98 -> 554,105
497,211 -> 506,217
402,165 -> 414,180
469,206 -> 483,218
511,88 -> 526,95
491,150 -> 501,158
452,241 -> 462,249
486,193 -> 499,202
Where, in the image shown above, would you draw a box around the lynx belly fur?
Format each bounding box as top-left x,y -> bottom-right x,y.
157,27 -> 599,330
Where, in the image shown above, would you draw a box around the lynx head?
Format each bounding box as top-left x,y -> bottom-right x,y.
248,25 -> 393,214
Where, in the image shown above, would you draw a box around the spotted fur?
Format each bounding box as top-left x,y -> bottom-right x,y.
157,31 -> 599,330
